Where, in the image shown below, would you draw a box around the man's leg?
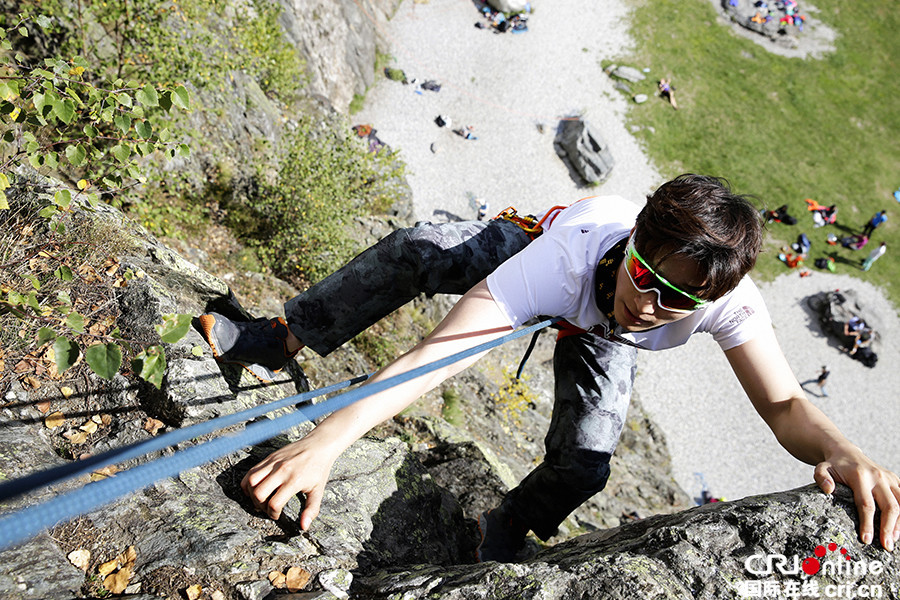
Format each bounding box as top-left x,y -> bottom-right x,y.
202,218 -> 531,380
284,218 -> 532,356
478,332 -> 637,560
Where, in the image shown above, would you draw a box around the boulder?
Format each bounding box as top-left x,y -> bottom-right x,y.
610,65 -> 646,83
554,118 -> 615,185
486,0 -> 530,13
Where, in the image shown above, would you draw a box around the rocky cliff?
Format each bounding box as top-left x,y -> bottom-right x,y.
1,3 -> 895,599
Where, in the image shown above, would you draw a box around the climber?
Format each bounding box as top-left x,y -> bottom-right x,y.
199,174 -> 900,561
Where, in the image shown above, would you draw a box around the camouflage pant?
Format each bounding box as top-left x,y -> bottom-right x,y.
284,219 -> 636,539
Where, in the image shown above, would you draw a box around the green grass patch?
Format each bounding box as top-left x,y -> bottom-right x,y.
623,0 -> 899,306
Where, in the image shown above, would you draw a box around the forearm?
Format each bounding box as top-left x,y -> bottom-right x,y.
301,279 -> 512,459
765,395 -> 859,466
303,341 -> 486,458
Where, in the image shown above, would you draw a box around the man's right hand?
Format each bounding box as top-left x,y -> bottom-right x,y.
241,438 -> 335,528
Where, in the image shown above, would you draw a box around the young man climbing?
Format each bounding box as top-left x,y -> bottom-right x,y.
200,174 -> 900,562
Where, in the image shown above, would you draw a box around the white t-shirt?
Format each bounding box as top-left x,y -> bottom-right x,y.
486,196 -> 771,352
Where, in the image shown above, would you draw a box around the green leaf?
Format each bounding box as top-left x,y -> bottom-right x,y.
155,313 -> 192,344
0,173 -> 9,190
36,15 -> 52,29
114,114 -> 132,135
116,92 -> 133,107
66,311 -> 85,333
55,98 -> 75,124
25,291 -> 40,311
83,124 -> 99,137
111,143 -> 131,162
135,120 -> 152,139
191,345 -> 204,357
172,85 -> 190,110
22,273 -> 40,290
38,327 -> 57,345
45,152 -> 59,169
28,153 -> 43,169
65,144 -> 86,166
57,291 -> 72,306
0,191 -> 7,210
38,205 -> 57,218
135,84 -> 159,107
86,193 -> 100,208
53,336 -> 80,373
18,27 -> 28,38
132,346 -> 166,388
32,92 -> 48,115
54,265 -> 74,281
159,91 -> 172,111
53,189 -> 72,208
177,143 -> 190,157
85,343 -> 122,380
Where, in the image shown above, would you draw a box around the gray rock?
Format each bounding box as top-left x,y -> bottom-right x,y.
634,93 -> 649,104
317,568 -> 352,598
486,0 -> 530,12
355,485 -> 899,599
0,534 -> 84,600
554,118 -> 615,185
611,65 -> 646,83
236,579 -> 275,600
277,0 -> 402,113
613,79 -> 633,94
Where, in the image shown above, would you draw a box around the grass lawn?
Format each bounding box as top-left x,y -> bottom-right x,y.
621,0 -> 899,309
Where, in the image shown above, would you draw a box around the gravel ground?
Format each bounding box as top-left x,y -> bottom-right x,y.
356,0 -> 899,504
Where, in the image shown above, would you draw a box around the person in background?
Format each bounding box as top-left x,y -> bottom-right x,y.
861,210 -> 887,238
862,242 -> 887,272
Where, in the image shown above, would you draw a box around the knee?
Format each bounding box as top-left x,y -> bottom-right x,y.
386,223 -> 446,264
553,448 -> 612,493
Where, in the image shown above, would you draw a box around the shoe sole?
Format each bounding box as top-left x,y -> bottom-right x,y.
198,314 -> 282,384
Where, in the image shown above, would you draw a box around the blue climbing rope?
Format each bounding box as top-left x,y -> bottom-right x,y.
0,374 -> 372,502
0,317 -> 558,551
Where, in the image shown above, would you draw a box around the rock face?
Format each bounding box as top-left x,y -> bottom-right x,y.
278,0 -> 402,114
554,118 -> 616,185
356,485 -> 899,599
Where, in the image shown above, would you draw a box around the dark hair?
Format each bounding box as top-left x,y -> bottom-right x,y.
634,174 -> 763,300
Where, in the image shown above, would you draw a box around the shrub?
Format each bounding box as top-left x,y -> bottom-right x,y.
229,114 -> 405,285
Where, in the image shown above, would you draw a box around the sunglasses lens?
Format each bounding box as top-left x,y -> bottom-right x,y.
625,246 -> 700,311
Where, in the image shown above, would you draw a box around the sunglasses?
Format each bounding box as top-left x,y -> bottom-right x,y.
623,237 -> 710,313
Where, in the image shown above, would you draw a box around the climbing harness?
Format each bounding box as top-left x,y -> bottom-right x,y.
494,205 -> 565,239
